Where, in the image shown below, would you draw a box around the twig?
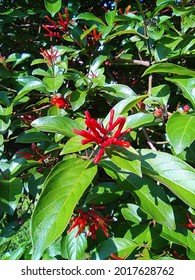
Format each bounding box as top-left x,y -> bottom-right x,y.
142,128 -> 157,151
114,58 -> 150,67
147,74 -> 153,95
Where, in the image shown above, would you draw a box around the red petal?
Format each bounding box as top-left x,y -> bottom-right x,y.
94,148 -> 105,164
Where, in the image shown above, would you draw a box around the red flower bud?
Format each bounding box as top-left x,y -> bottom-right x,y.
183,105 -> 190,113
154,108 -> 163,118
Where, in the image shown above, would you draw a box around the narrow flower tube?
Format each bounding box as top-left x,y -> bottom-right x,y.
94,148 -> 105,164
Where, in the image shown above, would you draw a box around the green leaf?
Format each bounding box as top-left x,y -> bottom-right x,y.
16,129 -> 52,143
80,24 -> 97,41
125,113 -> 155,129
31,158 -> 97,259
13,78 -> 45,104
143,63 -> 195,78
105,10 -> 116,26
32,68 -> 51,77
147,26 -> 164,41
166,112 -> 195,154
165,76 -> 195,108
60,135 -> 92,155
85,182 -> 123,205
103,84 -> 136,99
6,53 -> 30,68
44,0 -> 62,17
105,29 -> 146,43
89,55 -> 107,74
9,157 -> 39,177
156,0 -> 175,5
105,146 -> 142,177
107,94 -> 148,117
70,90 -> 87,111
156,224 -> 195,253
43,75 -> 64,92
31,116 -> 83,138
151,84 -> 170,106
101,160 -> 175,229
121,204 -> 145,224
2,247 -> 25,260
91,238 -> 138,260
0,178 -> 22,215
76,12 -> 105,26
61,227 -> 87,260
31,58 -> 47,66
139,149 -> 195,208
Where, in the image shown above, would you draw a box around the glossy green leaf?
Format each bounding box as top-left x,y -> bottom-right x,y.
2,247 -> 25,260
139,149 -> 195,208
101,159 -> 175,229
13,78 -> 45,104
151,84 -> 170,106
16,129 -> 52,143
121,204 -> 144,224
43,75 -> 64,92
89,55 -> 107,74
165,76 -> 195,108
108,94 -> 148,116
124,225 -> 152,247
105,29 -> 146,43
80,24 -> 97,41
61,227 -> 87,260
85,182 -> 123,205
31,158 -> 97,259
76,12 -> 105,26
32,68 -> 51,77
31,116 -> 83,138
105,146 -> 142,177
166,112 -> 195,154
0,178 -> 22,215
143,63 -> 195,77
9,157 -> 39,177
125,113 -> 155,129
0,105 -> 12,133
156,224 -> 195,253
103,84 -> 136,99
91,238 -> 138,260
60,135 -> 92,155
44,0 -> 62,17
6,53 -> 30,68
105,10 -> 116,26
70,90 -> 87,111
147,26 -> 164,40
156,0 -> 175,5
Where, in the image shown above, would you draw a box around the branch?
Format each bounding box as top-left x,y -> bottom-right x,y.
142,128 -> 157,151
114,58 -> 150,67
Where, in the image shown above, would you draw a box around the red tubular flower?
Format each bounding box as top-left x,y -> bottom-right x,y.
50,95 -> 70,109
73,109 -> 132,164
42,8 -> 74,38
181,213 -> 195,234
68,207 -> 113,239
40,46 -> 61,66
20,114 -> 36,127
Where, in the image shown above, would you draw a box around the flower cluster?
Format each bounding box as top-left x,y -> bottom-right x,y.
50,95 -> 70,109
42,8 -> 74,38
17,143 -> 48,163
181,213 -> 195,234
40,46 -> 61,66
68,206 -> 113,239
85,27 -> 102,46
20,114 -> 36,128
74,109 -> 132,164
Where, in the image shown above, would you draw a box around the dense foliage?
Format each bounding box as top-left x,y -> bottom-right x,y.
0,0 -> 195,260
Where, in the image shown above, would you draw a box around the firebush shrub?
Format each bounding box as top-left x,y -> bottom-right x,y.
0,0 -> 195,260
